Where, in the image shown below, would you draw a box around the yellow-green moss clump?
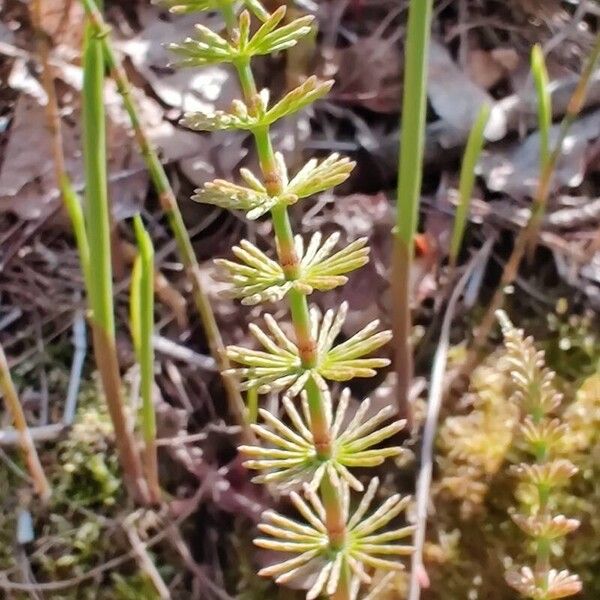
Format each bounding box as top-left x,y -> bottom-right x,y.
429,314 -> 600,600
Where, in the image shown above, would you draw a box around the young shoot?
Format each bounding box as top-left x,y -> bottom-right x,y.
130,215 -> 161,504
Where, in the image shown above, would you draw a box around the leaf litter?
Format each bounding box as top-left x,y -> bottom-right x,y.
0,0 -> 599,595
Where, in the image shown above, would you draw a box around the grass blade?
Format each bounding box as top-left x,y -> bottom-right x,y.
449,104 -> 490,269
531,44 -> 552,171
131,215 -> 161,504
391,0 -> 434,425
82,22 -> 148,503
395,0 -> 434,245
82,27 -> 113,334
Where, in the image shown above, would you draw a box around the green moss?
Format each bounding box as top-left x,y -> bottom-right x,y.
52,385 -> 122,508
0,383 -> 183,598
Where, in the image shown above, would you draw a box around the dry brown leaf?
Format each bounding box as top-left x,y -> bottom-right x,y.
428,40 -> 507,141
467,48 -> 520,91
0,83 -> 147,221
0,95 -> 56,219
38,0 -> 84,50
329,35 -> 402,114
0,39 -> 221,220
116,6 -> 239,115
479,110 -> 600,199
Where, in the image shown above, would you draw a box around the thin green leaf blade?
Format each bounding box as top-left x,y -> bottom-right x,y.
531,44 -> 552,171
132,214 -> 156,444
82,27 -> 114,335
130,254 -> 142,358
395,0 -> 434,244
449,103 -> 490,267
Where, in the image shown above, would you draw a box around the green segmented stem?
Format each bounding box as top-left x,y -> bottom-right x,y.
224,13 -> 349,595
82,30 -> 113,335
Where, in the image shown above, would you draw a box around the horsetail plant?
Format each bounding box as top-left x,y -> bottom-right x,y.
498,312 -> 582,600
130,215 -> 161,504
168,2 -> 414,597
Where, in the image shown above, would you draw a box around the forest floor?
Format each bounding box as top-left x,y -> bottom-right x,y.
0,0 -> 599,598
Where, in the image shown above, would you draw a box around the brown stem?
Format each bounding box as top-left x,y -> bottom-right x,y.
143,438 -> 161,505
0,344 -> 51,502
29,0 -> 65,179
91,324 -> 150,504
391,236 -> 414,429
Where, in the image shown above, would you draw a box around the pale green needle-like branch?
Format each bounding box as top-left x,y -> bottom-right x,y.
168,7 -> 314,67
240,388 -> 405,491
225,302 -> 391,395
214,232 -> 368,305
255,477 -> 413,600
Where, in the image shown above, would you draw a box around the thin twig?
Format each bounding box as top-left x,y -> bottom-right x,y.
152,335 -> 216,371
0,343 -> 51,502
0,423 -> 65,447
124,521 -> 171,599
168,527 -> 235,600
63,308 -> 86,425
